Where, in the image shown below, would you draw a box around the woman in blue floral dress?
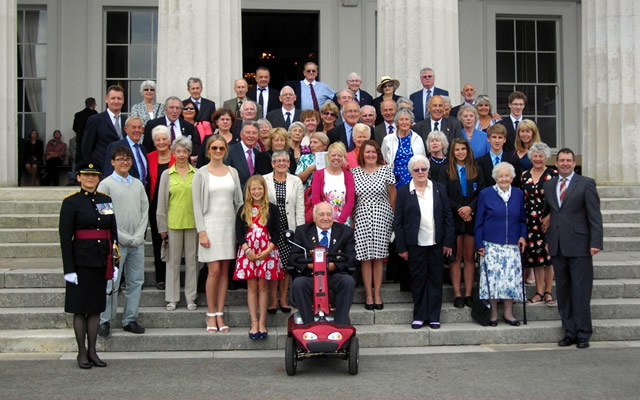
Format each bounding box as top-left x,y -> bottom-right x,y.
474,162 -> 527,327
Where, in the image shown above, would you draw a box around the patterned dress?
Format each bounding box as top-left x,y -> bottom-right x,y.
234,206 -> 284,281
352,165 -> 395,260
479,241 -> 525,301
323,171 -> 352,225
295,153 -> 316,189
274,180 -> 292,266
393,135 -> 414,188
521,167 -> 558,268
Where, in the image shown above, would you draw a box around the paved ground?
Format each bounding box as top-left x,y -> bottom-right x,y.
2,342 -> 640,400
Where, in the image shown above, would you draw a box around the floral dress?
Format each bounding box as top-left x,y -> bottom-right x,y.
521,167 -> 558,268
323,171 -> 352,225
233,206 -> 284,281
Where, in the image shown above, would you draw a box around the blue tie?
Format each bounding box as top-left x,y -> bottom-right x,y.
460,166 -> 467,197
493,155 -> 500,166
319,230 -> 329,247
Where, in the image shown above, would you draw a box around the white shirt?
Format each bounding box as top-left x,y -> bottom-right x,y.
384,121 -> 397,135
107,109 -> 123,138
281,106 -> 295,121
240,141 -> 255,167
510,115 -> 523,130
411,179 -> 435,246
316,226 -> 332,245
430,118 -> 443,132
556,172 -> 574,205
257,86 -> 269,118
165,116 -> 183,139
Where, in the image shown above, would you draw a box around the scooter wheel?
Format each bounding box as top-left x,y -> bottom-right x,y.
285,336 -> 297,376
348,337 -> 359,375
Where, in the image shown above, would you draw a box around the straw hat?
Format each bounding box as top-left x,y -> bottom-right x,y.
376,76 -> 400,93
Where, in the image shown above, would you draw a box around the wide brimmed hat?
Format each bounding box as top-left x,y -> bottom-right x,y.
376,76 -> 400,93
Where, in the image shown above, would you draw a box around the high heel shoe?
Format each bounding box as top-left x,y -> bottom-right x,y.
215,312 -> 229,332
206,313 -> 218,333
279,305 -> 292,313
489,319 -> 498,327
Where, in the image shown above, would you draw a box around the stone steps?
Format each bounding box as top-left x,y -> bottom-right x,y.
2,298 -> 639,330
2,279 -> 638,309
0,242 -> 154,258
602,210 -> 640,223
1,319 -> 639,353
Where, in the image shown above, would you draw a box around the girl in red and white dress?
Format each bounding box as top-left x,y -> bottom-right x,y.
234,175 -> 283,340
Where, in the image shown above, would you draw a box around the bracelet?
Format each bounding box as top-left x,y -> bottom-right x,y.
244,248 -> 251,256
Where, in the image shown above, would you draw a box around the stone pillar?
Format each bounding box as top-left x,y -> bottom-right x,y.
0,1 -> 17,187
156,0 -> 243,105
377,0 -> 460,101
583,0 -> 640,184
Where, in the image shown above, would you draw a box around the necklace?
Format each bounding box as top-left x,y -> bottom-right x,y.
430,155 -> 446,164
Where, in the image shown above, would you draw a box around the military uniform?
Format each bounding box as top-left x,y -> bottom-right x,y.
59,188 -> 118,314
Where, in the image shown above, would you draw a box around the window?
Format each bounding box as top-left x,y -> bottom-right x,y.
17,7 -> 47,140
495,19 -> 559,147
104,9 -> 158,112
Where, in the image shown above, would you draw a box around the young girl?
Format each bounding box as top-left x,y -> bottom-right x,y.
234,175 -> 283,340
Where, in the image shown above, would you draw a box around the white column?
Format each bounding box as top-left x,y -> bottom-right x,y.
0,0 -> 17,187
583,0 -> 640,184
156,0 -> 243,105
377,0 -> 460,99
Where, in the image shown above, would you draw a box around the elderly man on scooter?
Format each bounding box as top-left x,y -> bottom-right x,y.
290,202 -> 356,326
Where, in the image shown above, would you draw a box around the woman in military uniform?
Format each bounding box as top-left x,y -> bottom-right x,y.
59,160 -> 118,369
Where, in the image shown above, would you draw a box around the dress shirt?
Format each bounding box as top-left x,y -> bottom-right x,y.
384,121 -> 397,135
456,163 -> 467,196
301,80 -> 335,111
423,87 -> 434,111
257,87 -> 269,117
240,141 -> 255,167
281,106 -> 295,122
354,90 -> 361,103
165,117 -> 183,139
345,123 -> 354,148
411,179 -> 435,246
111,172 -> 133,184
191,97 -> 201,111
490,150 -> 503,167
107,109 -> 123,138
431,118 -> 443,132
126,136 -> 148,180
510,115 -> 523,130
556,172 -> 575,205
316,226 -> 332,245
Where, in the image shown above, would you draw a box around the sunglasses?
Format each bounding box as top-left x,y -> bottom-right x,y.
143,88 -> 155,92
383,83 -> 395,89
210,146 -> 225,151
183,107 -> 196,111
412,168 -> 428,173
322,111 -> 337,117
305,69 -> 317,73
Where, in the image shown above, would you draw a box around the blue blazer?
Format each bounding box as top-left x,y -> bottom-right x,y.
102,138 -> 148,184
474,186 -> 527,250
394,181 -> 455,254
409,87 -> 449,122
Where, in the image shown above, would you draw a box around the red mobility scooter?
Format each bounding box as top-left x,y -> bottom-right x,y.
284,231 -> 359,376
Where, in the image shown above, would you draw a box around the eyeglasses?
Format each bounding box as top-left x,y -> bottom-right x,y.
115,157 -> 132,163
183,107 -> 196,111
143,88 -> 155,92
273,159 -> 289,164
412,168 -> 428,173
347,79 -> 361,83
322,111 -> 337,117
210,146 -> 225,151
281,93 -> 295,97
422,75 -> 434,78
305,69 -> 317,73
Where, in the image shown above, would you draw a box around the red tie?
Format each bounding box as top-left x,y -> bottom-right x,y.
559,178 -> 568,205
309,83 -> 320,111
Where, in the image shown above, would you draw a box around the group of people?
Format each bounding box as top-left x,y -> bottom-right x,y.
60,64 -> 603,368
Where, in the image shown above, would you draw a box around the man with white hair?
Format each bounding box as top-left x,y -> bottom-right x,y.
332,72 -> 373,107
409,67 -> 449,123
223,78 -> 263,118
360,105 -> 377,127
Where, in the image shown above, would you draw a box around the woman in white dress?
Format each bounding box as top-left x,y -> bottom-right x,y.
192,135 -> 243,332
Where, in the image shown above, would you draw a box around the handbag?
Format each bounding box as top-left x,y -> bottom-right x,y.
471,255 -> 493,326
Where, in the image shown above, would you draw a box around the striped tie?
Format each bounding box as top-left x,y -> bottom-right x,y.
559,178 -> 568,205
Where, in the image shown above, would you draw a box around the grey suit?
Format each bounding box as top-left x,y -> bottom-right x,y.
222,98 -> 262,119
544,173 -> 603,341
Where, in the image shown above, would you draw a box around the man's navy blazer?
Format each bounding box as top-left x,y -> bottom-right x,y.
102,138 -> 148,184
393,181 -> 455,254
81,110 -> 125,167
409,87 -> 449,122
142,117 -> 195,153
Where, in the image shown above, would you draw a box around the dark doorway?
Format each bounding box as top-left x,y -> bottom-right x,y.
241,11 -> 319,89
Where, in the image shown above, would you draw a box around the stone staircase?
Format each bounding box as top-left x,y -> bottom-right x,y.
1,186 -> 640,353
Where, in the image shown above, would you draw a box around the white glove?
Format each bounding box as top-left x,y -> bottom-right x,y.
64,273 -> 78,285
113,267 -> 119,282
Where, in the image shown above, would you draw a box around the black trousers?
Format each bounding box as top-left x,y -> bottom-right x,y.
552,250 -> 593,340
148,199 -> 166,284
292,273 -> 355,326
407,244 -> 444,323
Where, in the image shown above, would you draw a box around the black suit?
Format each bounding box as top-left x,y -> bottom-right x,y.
266,108 -> 301,129
184,97 -> 216,122
247,86 -> 281,118
544,173 -> 603,341
327,123 -> 356,151
81,110 -> 125,168
373,123 -> 394,147
498,118 -> 519,153
142,117 -> 195,153
332,89 -> 374,107
102,138 -> 148,184
413,117 -> 463,153
394,181 -> 454,323
476,151 -> 522,188
73,107 -> 98,162
289,222 -> 356,326
443,167 -> 485,235
372,94 -> 400,126
224,142 -> 260,191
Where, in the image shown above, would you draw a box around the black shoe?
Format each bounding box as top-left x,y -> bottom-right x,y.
576,338 -> 590,349
453,297 -> 464,309
89,355 -> 107,367
489,320 -> 498,327
123,321 -> 145,334
558,336 -> 576,347
267,308 -> 277,314
503,317 -> 521,326
77,355 -> 92,369
429,322 -> 441,329
411,321 -> 424,329
98,322 -> 110,337
464,296 -> 473,308
156,281 -> 165,290
279,305 -> 292,313
364,303 -> 374,310
374,303 -> 384,310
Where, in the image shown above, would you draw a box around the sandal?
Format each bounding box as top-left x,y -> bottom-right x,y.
544,291 -> 557,306
527,292 -> 544,304
206,313 -> 218,333
187,302 -> 197,311
215,312 -> 229,332
166,302 -> 177,311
